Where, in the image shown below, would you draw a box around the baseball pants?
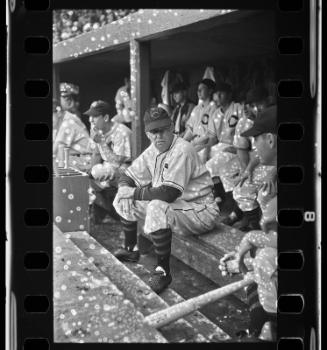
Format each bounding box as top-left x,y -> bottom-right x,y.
113,197 -> 219,236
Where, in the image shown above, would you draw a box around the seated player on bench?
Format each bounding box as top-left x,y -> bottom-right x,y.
192,82 -> 243,214
223,86 -> 274,231
112,105 -> 220,294
53,83 -> 94,172
85,100 -> 132,223
218,106 -> 277,341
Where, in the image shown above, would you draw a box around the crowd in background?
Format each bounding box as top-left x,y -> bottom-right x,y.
53,9 -> 138,44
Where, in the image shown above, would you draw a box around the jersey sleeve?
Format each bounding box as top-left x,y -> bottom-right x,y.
185,106 -> 198,132
161,147 -> 195,192
233,115 -> 253,149
124,151 -> 152,188
55,120 -> 77,148
208,111 -> 222,138
112,128 -> 132,159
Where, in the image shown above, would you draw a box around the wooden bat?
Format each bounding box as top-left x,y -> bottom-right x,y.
144,273 -> 255,329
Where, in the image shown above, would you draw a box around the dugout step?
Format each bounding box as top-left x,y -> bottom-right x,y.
139,222 -> 248,302
53,224 -> 165,343
67,228 -> 231,342
124,259 -> 231,342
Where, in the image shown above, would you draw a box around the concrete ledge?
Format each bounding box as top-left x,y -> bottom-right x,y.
69,229 -> 217,342
53,225 -> 165,343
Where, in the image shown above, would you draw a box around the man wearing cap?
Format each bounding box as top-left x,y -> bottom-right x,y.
112,106 -> 219,293
183,79 -> 217,163
222,86 -> 275,231
195,82 -> 243,211
219,105 -> 277,340
85,100 -> 132,222
53,82 -> 94,172
170,82 -> 195,137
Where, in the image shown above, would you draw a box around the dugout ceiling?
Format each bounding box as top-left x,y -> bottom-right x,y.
148,10 -> 274,69
54,9 -> 274,102
54,10 -> 274,75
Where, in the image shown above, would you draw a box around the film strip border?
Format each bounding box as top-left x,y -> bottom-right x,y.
6,0 -> 320,349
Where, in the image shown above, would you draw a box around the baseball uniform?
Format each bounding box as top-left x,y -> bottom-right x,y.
185,100 -> 217,163
233,114 -> 275,211
113,136 -> 219,236
246,192 -> 277,314
205,102 -> 243,192
91,122 -> 132,189
53,110 -> 64,142
171,100 -> 195,136
112,86 -> 134,124
54,111 -> 96,172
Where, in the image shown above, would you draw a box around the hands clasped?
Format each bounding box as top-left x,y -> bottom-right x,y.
91,163 -> 116,182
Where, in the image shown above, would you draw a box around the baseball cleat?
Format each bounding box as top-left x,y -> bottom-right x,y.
148,266 -> 172,294
114,247 -> 140,262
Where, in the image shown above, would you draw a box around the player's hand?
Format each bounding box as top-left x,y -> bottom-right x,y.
92,131 -> 104,144
238,169 -> 253,187
117,186 -> 136,200
218,251 -> 239,276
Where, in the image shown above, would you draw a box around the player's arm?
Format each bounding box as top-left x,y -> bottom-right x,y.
133,185 -> 181,203
183,110 -> 197,142
98,142 -> 128,165
119,172 -> 137,188
90,151 -> 102,168
119,173 -> 181,203
247,151 -> 260,171
194,134 -> 217,152
237,148 -> 250,171
239,231 -> 277,252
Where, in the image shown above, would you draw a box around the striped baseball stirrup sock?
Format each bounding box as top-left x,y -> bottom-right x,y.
151,228 -> 172,275
120,217 -> 137,251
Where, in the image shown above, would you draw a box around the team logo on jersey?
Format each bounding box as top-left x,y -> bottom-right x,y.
228,115 -> 239,127
201,114 -> 209,125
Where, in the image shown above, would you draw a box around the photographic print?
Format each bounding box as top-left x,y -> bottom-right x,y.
52,8 -> 277,343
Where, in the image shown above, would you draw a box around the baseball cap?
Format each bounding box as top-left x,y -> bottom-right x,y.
199,79 -> 216,91
245,86 -> 269,104
144,106 -> 171,132
241,105 -> 277,137
60,82 -> 79,96
157,103 -> 172,117
84,100 -> 110,117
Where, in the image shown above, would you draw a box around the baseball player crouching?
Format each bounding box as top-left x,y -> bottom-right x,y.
218,106 -> 278,340
113,106 -> 220,293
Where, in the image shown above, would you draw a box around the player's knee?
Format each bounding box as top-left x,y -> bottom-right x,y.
146,199 -> 169,218
147,199 -> 169,211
